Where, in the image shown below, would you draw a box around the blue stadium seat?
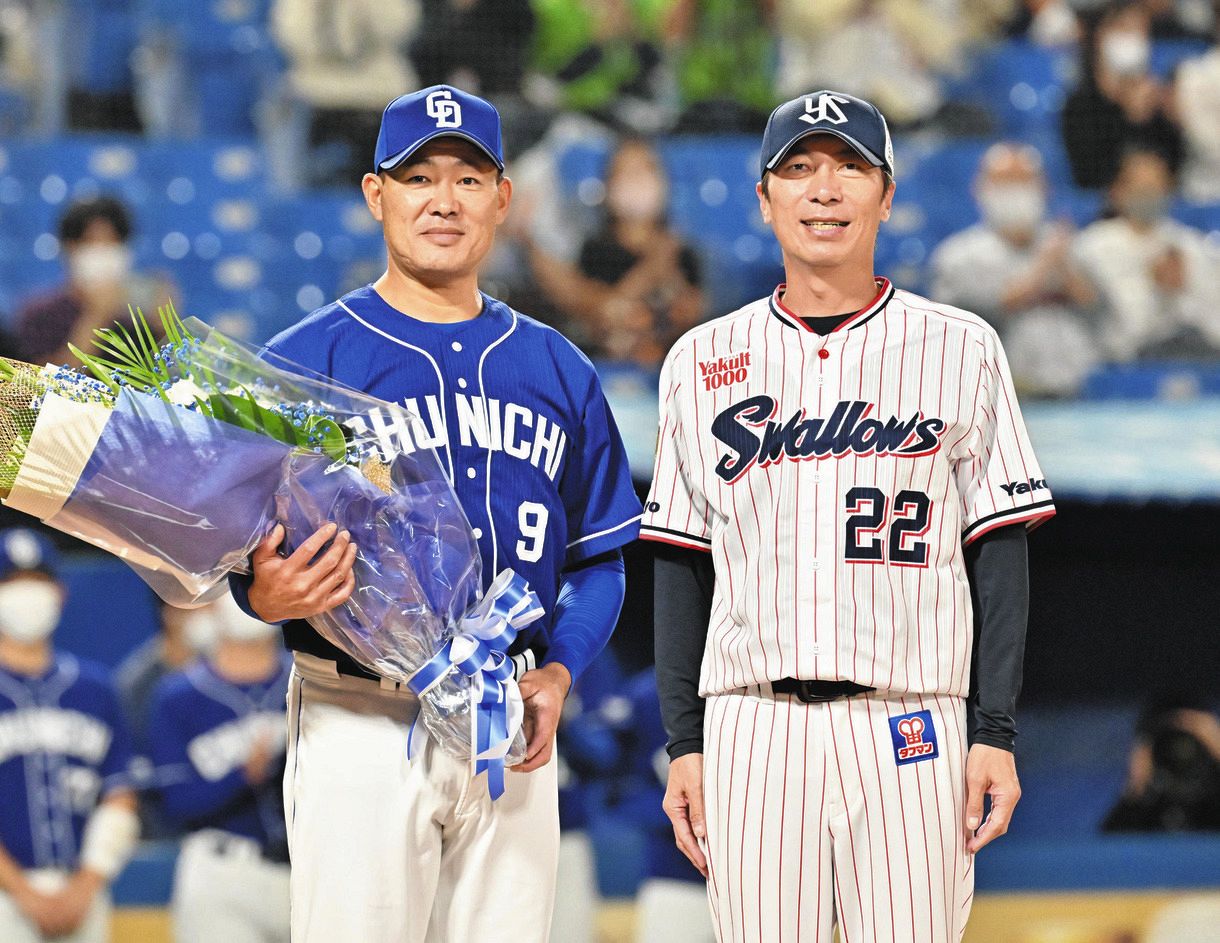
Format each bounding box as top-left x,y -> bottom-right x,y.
1172,199 -> 1220,233
67,0 -> 137,95
1149,38 -> 1210,81
966,39 -> 1078,138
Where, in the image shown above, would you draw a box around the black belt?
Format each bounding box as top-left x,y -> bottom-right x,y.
334,659 -> 381,683
770,678 -> 876,703
332,648 -> 540,684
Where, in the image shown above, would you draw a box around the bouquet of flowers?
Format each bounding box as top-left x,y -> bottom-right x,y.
0,307 -> 537,796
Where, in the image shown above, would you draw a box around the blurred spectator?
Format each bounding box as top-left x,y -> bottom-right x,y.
0,528 -> 139,943
1133,0 -> 1215,40
116,603 -> 205,757
530,0 -> 677,134
1062,1 -> 1184,189
663,0 -> 774,133
1103,693 -> 1220,832
133,0 -> 281,139
1072,148 -> 1220,361
551,650 -> 624,943
482,112 -> 614,334
930,142 -> 1099,396
13,196 -> 174,367
116,602 -> 208,841
595,669 -> 712,943
149,593 -> 291,943
774,0 -> 964,127
1173,20 -> 1220,203
270,0 -> 420,187
64,0 -> 140,132
530,138 -> 703,366
412,0 -> 535,97
1002,0 -> 1082,46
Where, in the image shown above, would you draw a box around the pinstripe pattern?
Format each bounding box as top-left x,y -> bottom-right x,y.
702,689 -> 971,942
645,283 -> 1052,942
641,286 -> 1054,698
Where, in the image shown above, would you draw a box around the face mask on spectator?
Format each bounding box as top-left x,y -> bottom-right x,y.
183,609 -> 221,654
978,184 -> 1045,233
69,244 -> 132,287
607,174 -> 667,223
1101,30 -> 1150,77
1120,191 -> 1169,224
0,581 -> 62,643
219,609 -> 278,642
209,593 -> 278,643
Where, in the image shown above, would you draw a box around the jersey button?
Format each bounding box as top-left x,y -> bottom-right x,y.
452,341 -> 463,352
458,378 -> 468,389
817,348 -> 830,360
467,468 -> 477,479
472,527 -> 483,539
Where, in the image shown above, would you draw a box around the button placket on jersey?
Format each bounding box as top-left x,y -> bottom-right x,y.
809,330 -> 846,598
443,338 -> 488,549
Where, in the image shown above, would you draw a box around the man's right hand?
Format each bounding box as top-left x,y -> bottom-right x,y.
246,523 -> 357,623
663,752 -> 708,878
11,878 -> 66,937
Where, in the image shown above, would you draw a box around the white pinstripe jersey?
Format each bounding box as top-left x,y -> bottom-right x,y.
641,279 -> 1055,699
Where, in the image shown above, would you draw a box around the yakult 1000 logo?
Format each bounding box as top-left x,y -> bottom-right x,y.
698,353 -> 752,390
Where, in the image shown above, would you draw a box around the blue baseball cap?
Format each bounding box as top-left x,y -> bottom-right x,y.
760,90 -> 894,180
0,529 -> 58,581
373,85 -> 505,174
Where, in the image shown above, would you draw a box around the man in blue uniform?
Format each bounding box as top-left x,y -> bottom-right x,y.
236,86 -> 641,942
150,593 -> 292,943
0,529 -> 139,943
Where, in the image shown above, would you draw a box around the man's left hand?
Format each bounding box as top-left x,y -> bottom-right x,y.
513,663 -> 571,773
965,743 -> 1021,854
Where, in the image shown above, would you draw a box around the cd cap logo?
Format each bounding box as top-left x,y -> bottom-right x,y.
426,90 -> 463,128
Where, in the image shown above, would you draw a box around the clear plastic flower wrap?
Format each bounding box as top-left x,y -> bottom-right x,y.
0,310 -> 535,788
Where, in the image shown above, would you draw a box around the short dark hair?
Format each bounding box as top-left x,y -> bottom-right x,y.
759,169 -> 895,200
57,196 -> 132,245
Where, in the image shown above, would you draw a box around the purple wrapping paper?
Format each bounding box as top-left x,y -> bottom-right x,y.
274,451 -> 481,683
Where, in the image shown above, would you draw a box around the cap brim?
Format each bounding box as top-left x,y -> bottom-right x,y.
378,129 -> 505,173
764,128 -> 885,173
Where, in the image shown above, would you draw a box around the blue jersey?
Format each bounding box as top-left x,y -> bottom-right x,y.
148,657 -> 291,849
262,287 -> 642,671
0,654 -> 136,871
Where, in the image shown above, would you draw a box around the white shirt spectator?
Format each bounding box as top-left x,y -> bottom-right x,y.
1072,216 -> 1220,361
932,222 -> 1098,396
1175,46 -> 1220,204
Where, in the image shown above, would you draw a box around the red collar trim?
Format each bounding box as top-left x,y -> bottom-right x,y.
769,278 -> 894,334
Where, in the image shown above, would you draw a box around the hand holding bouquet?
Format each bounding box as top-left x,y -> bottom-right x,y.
0,307 -> 537,796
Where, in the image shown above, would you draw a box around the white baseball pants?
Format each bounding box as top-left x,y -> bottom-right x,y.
701,687 -> 973,942
285,652 -> 560,943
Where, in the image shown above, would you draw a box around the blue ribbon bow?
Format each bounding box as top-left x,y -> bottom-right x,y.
406,570 -> 545,799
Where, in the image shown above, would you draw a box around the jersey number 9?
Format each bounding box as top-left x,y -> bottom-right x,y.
516,501 -> 549,563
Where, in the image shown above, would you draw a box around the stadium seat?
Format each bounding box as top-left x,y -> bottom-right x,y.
964,39 -> 1078,138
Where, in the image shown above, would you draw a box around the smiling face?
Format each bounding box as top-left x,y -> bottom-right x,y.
361,137 -> 511,287
757,135 -> 894,278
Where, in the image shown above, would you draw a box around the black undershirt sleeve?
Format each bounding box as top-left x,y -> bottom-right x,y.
654,544 -> 715,760
653,524 -> 1031,758
965,523 -> 1030,752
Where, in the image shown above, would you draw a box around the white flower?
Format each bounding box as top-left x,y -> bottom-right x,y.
165,378 -> 208,407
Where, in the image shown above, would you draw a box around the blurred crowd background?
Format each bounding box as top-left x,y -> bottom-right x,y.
0,0 -> 1218,941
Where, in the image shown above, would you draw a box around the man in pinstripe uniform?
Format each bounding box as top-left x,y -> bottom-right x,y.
641,91 -> 1055,941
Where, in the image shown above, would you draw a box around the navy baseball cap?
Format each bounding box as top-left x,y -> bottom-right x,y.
760,90 -> 894,180
0,529 -> 58,581
374,85 -> 505,174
